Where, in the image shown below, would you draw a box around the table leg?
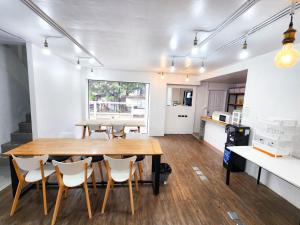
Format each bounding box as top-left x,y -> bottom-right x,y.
152,155 -> 161,195
226,166 -> 231,185
257,166 -> 262,185
81,125 -> 87,139
9,156 -> 18,196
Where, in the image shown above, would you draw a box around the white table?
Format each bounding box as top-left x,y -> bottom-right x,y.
226,146 -> 300,188
76,118 -> 146,139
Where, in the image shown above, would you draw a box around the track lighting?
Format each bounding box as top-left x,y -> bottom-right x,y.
185,74 -> 189,82
199,61 -> 206,73
239,40 -> 249,60
169,59 -> 175,72
76,58 -> 81,70
160,72 -> 165,80
191,33 -> 198,55
42,38 -> 51,55
275,5 -> 300,68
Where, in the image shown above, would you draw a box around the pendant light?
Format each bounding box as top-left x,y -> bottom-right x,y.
169,58 -> 175,72
42,38 -> 51,55
274,4 -> 300,68
199,61 -> 206,73
191,33 -> 198,55
239,40 -> 249,59
76,58 -> 81,70
160,72 -> 165,80
185,74 -> 189,82
91,68 -> 94,73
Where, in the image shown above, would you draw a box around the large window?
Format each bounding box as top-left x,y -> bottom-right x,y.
88,80 -> 149,132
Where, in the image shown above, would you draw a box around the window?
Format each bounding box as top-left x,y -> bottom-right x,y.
88,80 -> 149,133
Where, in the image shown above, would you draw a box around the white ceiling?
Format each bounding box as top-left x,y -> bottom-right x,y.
0,0 -> 298,74
203,70 -> 248,84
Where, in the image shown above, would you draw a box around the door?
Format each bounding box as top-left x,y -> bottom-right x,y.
165,85 -> 196,134
207,90 -> 227,116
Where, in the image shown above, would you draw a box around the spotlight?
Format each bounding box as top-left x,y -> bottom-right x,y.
199,61 -> 206,73
42,38 -> 51,55
76,58 -> 81,70
160,72 -> 165,80
169,59 -> 175,72
239,40 -> 249,60
185,74 -> 189,82
191,33 -> 198,55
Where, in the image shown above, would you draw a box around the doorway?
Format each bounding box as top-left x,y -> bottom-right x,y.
165,85 -> 196,134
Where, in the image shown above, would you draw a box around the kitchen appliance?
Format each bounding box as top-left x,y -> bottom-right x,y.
212,111 -> 231,123
223,124 -> 250,172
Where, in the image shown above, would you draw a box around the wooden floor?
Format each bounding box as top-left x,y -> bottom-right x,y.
0,135 -> 299,225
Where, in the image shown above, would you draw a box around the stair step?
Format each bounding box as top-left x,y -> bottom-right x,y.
18,122 -> 32,133
25,113 -> 31,123
1,142 -> 22,153
11,132 -> 32,144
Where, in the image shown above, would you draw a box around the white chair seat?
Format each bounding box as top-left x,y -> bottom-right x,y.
111,167 -> 136,182
25,163 -> 55,183
63,168 -> 93,187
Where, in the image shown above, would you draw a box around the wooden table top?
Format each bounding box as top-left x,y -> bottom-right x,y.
3,138 -> 163,156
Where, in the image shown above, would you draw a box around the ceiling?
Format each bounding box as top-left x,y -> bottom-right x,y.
203,70 -> 248,84
0,0 -> 298,74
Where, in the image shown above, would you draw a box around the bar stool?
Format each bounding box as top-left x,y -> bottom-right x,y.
101,155 -> 139,215
10,155 -> 55,216
51,157 -> 97,225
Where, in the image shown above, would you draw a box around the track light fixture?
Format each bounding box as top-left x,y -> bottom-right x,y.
239,39 -> 249,60
76,58 -> 81,70
191,33 -> 198,55
275,3 -> 300,68
42,38 -> 51,55
199,61 -> 206,73
185,74 -> 189,82
169,58 -> 175,72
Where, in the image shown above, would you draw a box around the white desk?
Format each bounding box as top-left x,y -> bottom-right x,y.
226,146 -> 300,188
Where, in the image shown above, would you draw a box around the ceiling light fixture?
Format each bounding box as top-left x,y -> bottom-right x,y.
185,74 -> 189,82
76,58 -> 81,70
238,40 -> 249,59
275,3 -> 300,68
169,58 -> 175,72
42,38 -> 51,55
191,33 -> 198,55
160,72 -> 165,80
91,68 -> 94,73
199,61 -> 206,73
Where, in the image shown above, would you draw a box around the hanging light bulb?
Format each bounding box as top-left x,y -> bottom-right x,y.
238,40 -> 249,59
160,72 -> 165,80
185,74 -> 189,82
191,33 -> 198,55
42,38 -> 51,55
91,68 -> 94,73
275,9 -> 300,68
76,58 -> 81,70
169,59 -> 175,72
199,61 -> 206,73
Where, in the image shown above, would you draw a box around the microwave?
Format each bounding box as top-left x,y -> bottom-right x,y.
212,111 -> 231,123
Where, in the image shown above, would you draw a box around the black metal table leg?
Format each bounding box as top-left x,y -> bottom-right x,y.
257,166 -> 262,185
226,166 -> 231,185
9,156 -> 18,196
152,155 -> 161,195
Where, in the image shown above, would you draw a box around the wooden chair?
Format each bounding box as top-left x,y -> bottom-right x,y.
111,125 -> 126,139
10,155 -> 55,216
101,155 -> 138,215
51,157 -> 97,225
88,124 -> 109,139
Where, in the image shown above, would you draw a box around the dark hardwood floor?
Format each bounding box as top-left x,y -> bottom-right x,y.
0,135 -> 299,225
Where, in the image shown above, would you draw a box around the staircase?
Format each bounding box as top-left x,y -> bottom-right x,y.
1,113 -> 32,153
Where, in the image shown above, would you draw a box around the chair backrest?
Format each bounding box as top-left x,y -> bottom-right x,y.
89,124 -> 100,131
112,125 -> 125,133
52,157 -> 92,175
104,155 -> 136,178
12,155 -> 48,171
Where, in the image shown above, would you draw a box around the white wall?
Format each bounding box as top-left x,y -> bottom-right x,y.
26,44 -> 83,139
0,44 -> 30,150
84,69 -> 200,136
201,45 -> 300,209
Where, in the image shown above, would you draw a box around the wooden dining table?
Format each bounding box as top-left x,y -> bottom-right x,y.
4,138 -> 163,197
